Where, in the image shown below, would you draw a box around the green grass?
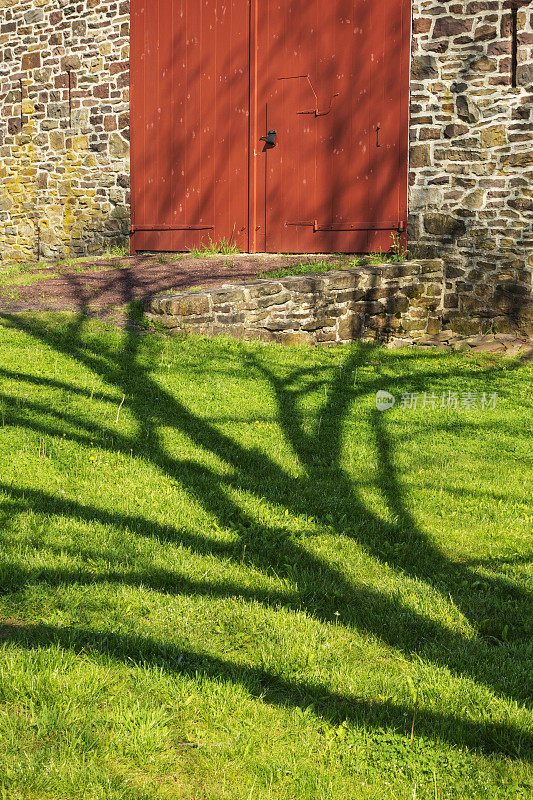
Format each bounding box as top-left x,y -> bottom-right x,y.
189,236 -> 241,257
0,311 -> 531,799
0,261 -> 54,288
258,252 -> 410,280
257,258 -> 346,279
0,246 -> 131,289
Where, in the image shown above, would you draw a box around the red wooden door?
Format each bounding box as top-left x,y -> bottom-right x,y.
250,0 -> 410,253
130,0 -> 250,253
130,1 -> 410,254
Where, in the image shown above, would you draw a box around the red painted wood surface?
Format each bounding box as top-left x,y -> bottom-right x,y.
131,1 -> 410,254
130,0 -> 250,253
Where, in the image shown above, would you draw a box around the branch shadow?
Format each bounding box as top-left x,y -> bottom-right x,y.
0,305 -> 531,761
1,621 -> 530,761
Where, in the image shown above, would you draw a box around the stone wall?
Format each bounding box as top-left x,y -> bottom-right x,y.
410,0 -> 533,336
0,0 -> 130,261
147,261 -> 445,346
0,1 -> 532,336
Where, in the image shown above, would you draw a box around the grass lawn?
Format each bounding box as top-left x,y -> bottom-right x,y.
0,310 -> 531,799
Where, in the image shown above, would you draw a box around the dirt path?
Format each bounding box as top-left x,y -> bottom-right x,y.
1,253 -> 531,357
0,253 -> 332,318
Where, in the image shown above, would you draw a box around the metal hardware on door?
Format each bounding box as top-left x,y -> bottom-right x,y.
260,130 -> 277,149
298,92 -> 339,117
376,124 -> 381,147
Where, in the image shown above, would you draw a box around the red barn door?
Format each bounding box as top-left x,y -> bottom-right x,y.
130,1 -> 410,254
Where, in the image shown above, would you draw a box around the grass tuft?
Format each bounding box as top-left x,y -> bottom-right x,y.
189,235 -> 241,257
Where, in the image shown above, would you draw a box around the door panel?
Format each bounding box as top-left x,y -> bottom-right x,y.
130,0 -> 250,252
131,0 -> 410,255
252,0 -> 410,253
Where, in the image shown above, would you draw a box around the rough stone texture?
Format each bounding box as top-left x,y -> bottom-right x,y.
147,261 -> 447,345
410,0 -> 533,337
1,1 -> 532,337
0,0 -> 130,261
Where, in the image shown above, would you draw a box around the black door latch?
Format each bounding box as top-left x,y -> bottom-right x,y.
260,130 -> 277,149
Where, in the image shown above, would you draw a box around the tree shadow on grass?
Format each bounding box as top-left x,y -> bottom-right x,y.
1,620 -> 530,761
0,307 -> 531,761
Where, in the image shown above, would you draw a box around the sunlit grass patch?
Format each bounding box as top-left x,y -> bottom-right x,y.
0,246 -> 131,290
0,313 -> 531,799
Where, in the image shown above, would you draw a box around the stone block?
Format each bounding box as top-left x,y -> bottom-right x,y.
433,17 -> 473,38
480,126 -> 506,149
246,281 -> 284,298
214,312 -> 246,325
443,124 -> 469,139
474,24 -> 497,41
61,55 -> 82,72
321,271 -> 360,290
517,63 -> 533,89
462,190 -> 485,210
337,315 -> 364,340
426,316 -> 442,335
423,213 -> 466,238
315,329 -> 338,343
404,284 -> 425,300
400,318 -> 427,333
255,291 -> 291,309
108,132 -> 129,159
168,295 -> 210,316
456,95 -> 480,124
279,276 -> 321,293
383,295 -> 410,314
501,152 -> 533,170
461,296 -> 489,314
21,52 -> 41,71
25,9 -> 45,24
301,316 -> 337,331
448,315 -> 484,336
410,144 -> 431,168
211,288 -> 245,305
363,287 -> 391,301
47,103 -> 69,119
263,319 -> 294,332
279,331 -> 315,346
411,56 -> 438,80
334,289 -> 365,303
409,186 -> 443,208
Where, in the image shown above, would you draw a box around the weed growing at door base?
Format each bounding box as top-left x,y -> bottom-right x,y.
189,236 -> 241,257
0,312 -> 531,800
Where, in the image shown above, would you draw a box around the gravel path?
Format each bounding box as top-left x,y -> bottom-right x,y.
0,253 -> 326,316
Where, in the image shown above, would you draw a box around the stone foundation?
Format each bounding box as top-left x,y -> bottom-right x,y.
147,260 -> 446,345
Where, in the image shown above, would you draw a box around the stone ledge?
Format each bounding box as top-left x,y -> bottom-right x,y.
147,260 -> 447,345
